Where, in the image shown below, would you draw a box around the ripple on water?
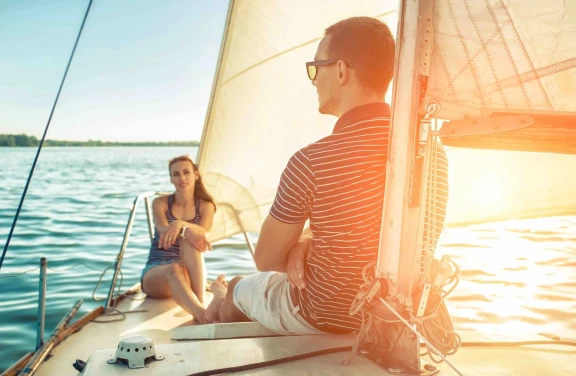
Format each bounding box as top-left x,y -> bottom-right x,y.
442,243 -> 489,249
502,266 -> 529,271
535,257 -> 573,267
1,148 -> 575,371
447,294 -> 492,302
458,269 -> 498,279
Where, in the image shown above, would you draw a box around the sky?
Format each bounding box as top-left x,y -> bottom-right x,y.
0,0 -> 229,142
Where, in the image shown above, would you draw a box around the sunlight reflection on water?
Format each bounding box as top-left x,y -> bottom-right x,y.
440,217 -> 576,338
0,147 -> 574,371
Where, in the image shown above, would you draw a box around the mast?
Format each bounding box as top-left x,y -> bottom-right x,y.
358,0 -> 438,373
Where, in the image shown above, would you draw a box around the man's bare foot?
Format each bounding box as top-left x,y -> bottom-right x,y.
204,275 -> 228,323
211,274 -> 229,298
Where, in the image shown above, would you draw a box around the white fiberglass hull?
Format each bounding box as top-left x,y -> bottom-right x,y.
26,293 -> 575,376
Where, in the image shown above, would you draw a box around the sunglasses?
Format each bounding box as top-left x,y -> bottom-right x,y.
305,60 -> 355,81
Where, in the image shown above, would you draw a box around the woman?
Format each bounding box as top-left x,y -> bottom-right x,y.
141,155 -> 216,324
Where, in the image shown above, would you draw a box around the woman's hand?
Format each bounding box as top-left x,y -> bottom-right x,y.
159,220 -> 186,250
286,237 -> 312,291
183,224 -> 213,252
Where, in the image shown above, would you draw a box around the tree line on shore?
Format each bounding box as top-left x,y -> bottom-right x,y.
0,134 -> 200,147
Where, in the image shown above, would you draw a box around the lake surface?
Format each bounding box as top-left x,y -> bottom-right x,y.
0,147 -> 574,372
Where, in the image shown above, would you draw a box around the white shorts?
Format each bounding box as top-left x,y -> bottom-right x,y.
233,272 -> 326,335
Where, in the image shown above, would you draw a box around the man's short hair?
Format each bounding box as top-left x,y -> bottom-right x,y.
325,17 -> 395,96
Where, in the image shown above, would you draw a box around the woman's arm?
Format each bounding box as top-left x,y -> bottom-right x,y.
182,200 -> 215,251
152,196 -> 182,250
152,196 -> 170,233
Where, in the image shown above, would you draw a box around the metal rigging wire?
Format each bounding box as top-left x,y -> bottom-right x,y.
0,0 -> 95,270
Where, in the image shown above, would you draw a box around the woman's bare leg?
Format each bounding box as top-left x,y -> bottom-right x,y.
180,241 -> 207,305
142,263 -> 207,323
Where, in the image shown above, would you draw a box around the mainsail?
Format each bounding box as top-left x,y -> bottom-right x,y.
197,0 -> 576,242
425,1 -> 576,119
197,0 -> 398,242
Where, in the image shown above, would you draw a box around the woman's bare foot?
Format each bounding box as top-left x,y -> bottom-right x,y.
192,307 -> 208,324
204,275 -> 228,323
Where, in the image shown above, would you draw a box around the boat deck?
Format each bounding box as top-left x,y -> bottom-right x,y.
35,290 -> 204,376
33,292 -> 576,376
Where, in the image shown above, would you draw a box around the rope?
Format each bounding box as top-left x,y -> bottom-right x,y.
187,347 -> 352,376
92,266 -> 124,302
0,0 -> 94,271
344,127 -> 461,367
91,266 -> 148,321
184,337 -> 575,375
92,307 -> 148,323
342,262 -> 380,365
345,257 -> 462,365
418,300 -> 462,362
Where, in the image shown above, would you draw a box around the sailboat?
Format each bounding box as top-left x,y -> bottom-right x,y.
3,0 -> 576,375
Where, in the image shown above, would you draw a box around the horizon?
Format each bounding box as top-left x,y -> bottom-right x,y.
0,132 -> 200,143
0,0 -> 228,142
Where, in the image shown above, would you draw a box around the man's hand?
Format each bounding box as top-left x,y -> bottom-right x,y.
286,237 -> 312,290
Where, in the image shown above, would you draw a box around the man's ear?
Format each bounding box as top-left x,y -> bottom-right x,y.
337,61 -> 348,85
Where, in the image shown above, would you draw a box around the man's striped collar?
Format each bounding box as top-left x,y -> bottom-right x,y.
333,102 -> 391,134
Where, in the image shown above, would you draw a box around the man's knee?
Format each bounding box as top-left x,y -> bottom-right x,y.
219,276 -> 250,323
227,276 -> 244,297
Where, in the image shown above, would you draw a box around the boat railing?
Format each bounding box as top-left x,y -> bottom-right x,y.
104,191 -> 256,312
104,191 -> 168,311
216,202 -> 256,260
4,192 -> 258,374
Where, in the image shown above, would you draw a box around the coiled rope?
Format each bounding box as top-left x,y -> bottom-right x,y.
344,258 -> 462,366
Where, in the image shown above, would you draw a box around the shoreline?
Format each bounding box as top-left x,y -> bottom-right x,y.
0,134 -> 199,147
0,144 -> 200,147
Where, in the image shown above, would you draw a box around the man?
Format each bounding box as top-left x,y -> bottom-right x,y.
204,16 -> 448,335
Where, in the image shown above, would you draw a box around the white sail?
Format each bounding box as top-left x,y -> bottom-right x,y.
198,0 -> 576,242
427,1 -> 576,225
197,0 -> 398,242
424,0 -> 576,120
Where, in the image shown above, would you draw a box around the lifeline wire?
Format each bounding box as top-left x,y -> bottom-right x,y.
0,261 -> 149,322
0,263 -> 105,280
0,0 -> 94,271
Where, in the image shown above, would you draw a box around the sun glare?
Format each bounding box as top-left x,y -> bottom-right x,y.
471,176 -> 503,206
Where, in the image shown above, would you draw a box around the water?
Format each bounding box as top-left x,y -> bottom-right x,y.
0,147 -> 574,371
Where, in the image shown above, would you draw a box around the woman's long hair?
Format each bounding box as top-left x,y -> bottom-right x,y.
168,155 -> 216,211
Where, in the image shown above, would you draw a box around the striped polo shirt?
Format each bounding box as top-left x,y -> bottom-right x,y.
269,102 -> 449,333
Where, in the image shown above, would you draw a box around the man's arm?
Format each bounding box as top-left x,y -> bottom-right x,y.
253,215 -> 305,272
285,227 -> 312,290
258,149 -> 315,272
